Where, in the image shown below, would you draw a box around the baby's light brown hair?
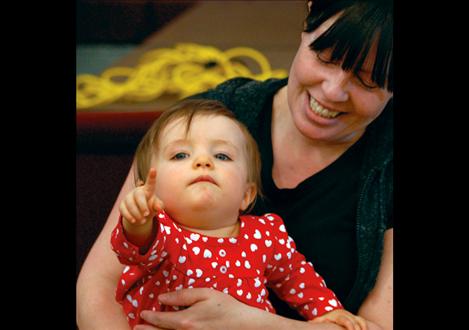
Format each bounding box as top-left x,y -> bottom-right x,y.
134,99 -> 262,211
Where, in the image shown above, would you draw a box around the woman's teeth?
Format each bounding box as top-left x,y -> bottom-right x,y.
309,97 -> 340,119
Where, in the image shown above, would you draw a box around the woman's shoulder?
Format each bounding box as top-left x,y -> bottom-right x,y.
192,77 -> 286,98
189,78 -> 287,111
361,99 -> 393,169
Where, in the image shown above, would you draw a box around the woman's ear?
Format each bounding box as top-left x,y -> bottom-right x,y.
240,183 -> 257,212
308,1 -> 312,12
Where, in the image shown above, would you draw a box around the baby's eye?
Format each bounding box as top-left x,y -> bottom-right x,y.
215,153 -> 232,161
171,152 -> 189,160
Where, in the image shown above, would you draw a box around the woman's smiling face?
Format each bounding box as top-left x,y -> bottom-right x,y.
287,15 -> 393,145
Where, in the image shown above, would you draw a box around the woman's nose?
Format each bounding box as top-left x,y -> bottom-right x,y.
321,70 -> 350,102
193,154 -> 213,169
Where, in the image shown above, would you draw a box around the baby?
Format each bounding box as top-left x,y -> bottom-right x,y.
111,99 -> 366,329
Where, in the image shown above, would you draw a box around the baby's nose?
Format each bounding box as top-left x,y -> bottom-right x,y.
193,155 -> 213,168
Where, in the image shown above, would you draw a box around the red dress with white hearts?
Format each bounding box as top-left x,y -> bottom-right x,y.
111,211 -> 343,327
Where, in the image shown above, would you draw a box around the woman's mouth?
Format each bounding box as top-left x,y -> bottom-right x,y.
309,96 -> 342,119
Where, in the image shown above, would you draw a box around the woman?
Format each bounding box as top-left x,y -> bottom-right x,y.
77,1 -> 393,329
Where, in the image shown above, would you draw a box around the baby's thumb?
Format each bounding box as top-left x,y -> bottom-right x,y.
151,197 -> 165,214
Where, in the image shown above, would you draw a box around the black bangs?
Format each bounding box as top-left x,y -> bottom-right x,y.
305,0 -> 393,92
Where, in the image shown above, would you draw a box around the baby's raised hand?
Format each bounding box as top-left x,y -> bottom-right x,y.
119,168 -> 164,226
310,309 -> 368,330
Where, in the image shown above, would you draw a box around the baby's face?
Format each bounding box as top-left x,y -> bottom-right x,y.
151,114 -> 255,229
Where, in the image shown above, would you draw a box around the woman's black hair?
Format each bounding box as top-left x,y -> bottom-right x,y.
305,0 -> 393,92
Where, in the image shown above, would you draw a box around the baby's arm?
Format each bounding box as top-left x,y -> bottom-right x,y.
264,214 -> 344,320
310,309 -> 368,330
120,168 -> 163,248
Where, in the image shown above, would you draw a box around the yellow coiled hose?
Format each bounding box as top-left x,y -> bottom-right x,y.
76,43 -> 288,109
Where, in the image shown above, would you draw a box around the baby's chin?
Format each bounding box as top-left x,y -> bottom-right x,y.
187,186 -> 220,208
165,194 -> 219,219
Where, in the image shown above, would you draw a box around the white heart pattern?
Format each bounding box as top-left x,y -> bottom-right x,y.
190,233 -> 200,241
203,249 -> 212,258
254,278 -> 261,287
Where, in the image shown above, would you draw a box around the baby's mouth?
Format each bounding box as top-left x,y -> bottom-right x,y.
190,175 -> 217,186
309,96 -> 342,119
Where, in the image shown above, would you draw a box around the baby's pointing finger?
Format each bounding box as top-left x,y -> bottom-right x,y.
144,168 -> 157,197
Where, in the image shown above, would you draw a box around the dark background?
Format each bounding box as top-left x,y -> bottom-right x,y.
77,0 -> 198,44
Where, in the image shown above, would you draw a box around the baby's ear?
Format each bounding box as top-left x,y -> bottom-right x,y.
240,183 -> 257,212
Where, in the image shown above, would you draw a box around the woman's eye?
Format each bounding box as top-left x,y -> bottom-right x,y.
316,51 -> 336,65
316,52 -> 331,64
215,153 -> 232,161
171,152 -> 189,160
356,75 -> 379,90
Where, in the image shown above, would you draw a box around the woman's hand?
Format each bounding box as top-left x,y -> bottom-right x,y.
310,309 -> 368,330
134,288 -> 267,330
134,288 -> 348,330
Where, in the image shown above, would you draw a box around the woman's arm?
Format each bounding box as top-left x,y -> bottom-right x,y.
357,229 -> 393,330
76,165 -> 136,330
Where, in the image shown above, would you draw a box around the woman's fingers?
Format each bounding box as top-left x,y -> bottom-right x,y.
138,310 -> 182,330
355,315 -> 368,330
158,288 -> 211,307
134,323 -> 170,330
